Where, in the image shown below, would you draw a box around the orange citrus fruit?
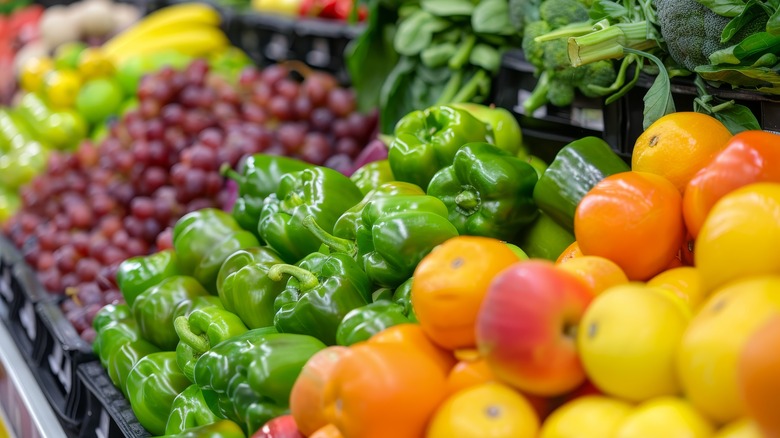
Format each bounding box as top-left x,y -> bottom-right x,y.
632,112 -> 731,193
556,255 -> 629,295
574,171 -> 685,281
412,236 -> 520,350
556,241 -> 583,264
446,358 -> 496,395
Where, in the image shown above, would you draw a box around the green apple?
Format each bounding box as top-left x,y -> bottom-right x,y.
53,41 -> 88,70
76,77 -> 124,125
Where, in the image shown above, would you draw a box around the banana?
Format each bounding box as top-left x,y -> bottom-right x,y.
102,3 -> 222,57
108,26 -> 230,65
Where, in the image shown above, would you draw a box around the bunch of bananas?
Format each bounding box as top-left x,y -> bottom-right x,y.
101,3 -> 230,65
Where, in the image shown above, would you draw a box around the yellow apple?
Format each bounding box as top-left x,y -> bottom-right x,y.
577,284 -> 690,402
615,397 -> 715,438
540,395 -> 633,438
648,266 -> 706,310
677,275 -> 780,424
713,419 -> 763,438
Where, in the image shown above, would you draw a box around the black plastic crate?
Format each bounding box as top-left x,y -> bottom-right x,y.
30,299 -> 98,433
495,50 -> 608,164
603,74 -> 780,160
238,10 -> 363,84
77,361 -> 151,438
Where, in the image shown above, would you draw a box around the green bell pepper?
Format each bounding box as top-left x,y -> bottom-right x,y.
427,142 -> 539,241
216,247 -> 287,329
516,211 -> 576,261
332,181 -> 424,241
164,384 -> 220,435
258,167 -> 364,263
126,351 -> 191,436
173,208 -> 261,294
174,304 -> 249,382
268,252 -> 372,345
159,419 -> 245,438
449,103 -> 524,156
392,278 -> 418,323
92,305 -> 160,396
92,304 -> 132,334
349,159 -> 395,195
131,275 -> 209,350
223,155 -> 314,237
116,249 -> 182,307
388,105 -> 491,190
533,137 -> 629,233
172,295 -> 224,322
335,301 -> 412,346
372,287 -> 394,302
193,329 -> 325,434
304,194 -> 459,288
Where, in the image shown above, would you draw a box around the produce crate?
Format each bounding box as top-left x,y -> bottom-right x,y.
603,74 -> 780,161
236,11 -> 363,84
494,50 -> 608,164
77,362 -> 150,438
30,299 -> 98,434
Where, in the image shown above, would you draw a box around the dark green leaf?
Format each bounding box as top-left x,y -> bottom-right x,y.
394,10 -> 437,56
768,7 -> 780,34
420,42 -> 458,68
721,0 -> 765,43
624,48 -> 675,129
416,64 -> 453,83
710,32 -> 780,64
696,63 -> 780,91
346,2 -> 400,112
472,0 -> 515,36
469,44 -> 502,73
421,0 -> 475,16
694,0 -> 747,17
711,104 -> 762,133
379,57 -> 417,134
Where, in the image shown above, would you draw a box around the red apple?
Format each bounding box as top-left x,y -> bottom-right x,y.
252,415 -> 305,438
476,260 -> 594,397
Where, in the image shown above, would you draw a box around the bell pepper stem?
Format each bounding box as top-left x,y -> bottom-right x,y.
268,264 -> 320,290
455,189 -> 480,211
220,163 -> 242,183
302,215 -> 358,255
174,316 -> 210,354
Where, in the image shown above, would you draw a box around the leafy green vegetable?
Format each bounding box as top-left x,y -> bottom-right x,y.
624,48 -> 675,129
693,76 -> 762,134
694,0 -> 747,17
472,0 -> 515,35
769,7 -> 780,34
709,31 -> 780,64
421,0 -> 475,16
721,0 -> 765,43
469,44 -> 502,73
394,10 -> 438,56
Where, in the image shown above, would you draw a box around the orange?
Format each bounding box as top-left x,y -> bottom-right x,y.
322,342 -> 448,438
574,171 -> 685,281
556,241 -> 583,264
648,266 -> 705,310
427,383 -> 540,438
555,255 -> 629,295
738,316 -> 780,437
369,323 -> 456,374
289,346 -> 351,436
411,236 -> 520,350
446,358 -> 496,395
632,112 -> 731,193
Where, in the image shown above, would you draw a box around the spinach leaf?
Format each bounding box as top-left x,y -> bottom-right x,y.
589,0 -> 629,21
346,2 -> 400,112
379,57 -> 417,134
694,0 -> 747,17
421,0 -> 475,16
624,48 -> 675,129
709,31 -> 780,65
721,0 -> 765,43
693,76 -> 761,134
394,10 -> 437,56
469,44 -> 502,73
696,63 -> 780,91
472,0 -> 515,36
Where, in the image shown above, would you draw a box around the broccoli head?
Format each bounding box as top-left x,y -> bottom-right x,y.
522,20 -> 553,68
547,79 -> 576,106
578,60 -> 619,98
655,0 -> 770,71
539,0 -> 590,29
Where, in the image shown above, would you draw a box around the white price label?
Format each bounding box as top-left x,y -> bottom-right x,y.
95,408 -> 110,438
19,300 -> 36,343
0,269 -> 12,303
48,342 -> 72,394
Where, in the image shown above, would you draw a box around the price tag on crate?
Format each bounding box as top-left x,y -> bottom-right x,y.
0,266 -> 13,306
48,341 -> 73,395
19,299 -> 36,345
93,406 -> 111,438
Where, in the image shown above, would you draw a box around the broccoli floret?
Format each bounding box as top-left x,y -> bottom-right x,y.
655,0 -> 770,71
522,20 -> 552,68
539,0 -> 590,28
578,60 -> 619,97
547,80 -> 576,106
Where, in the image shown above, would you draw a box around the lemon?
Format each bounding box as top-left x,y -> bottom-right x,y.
20,56 -> 55,93
615,397 -> 714,438
540,395 -> 633,438
44,70 -> 82,108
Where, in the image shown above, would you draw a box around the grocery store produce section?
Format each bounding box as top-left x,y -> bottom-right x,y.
0,0 -> 778,436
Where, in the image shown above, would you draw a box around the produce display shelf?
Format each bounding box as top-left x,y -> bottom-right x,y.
0,319 -> 69,438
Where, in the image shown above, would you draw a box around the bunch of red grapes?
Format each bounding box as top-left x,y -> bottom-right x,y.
3,59 -> 377,342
